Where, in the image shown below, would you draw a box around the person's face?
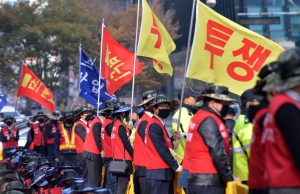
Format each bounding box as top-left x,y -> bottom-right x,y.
60,169 -> 68,176
153,103 -> 170,115
131,112 -> 139,122
246,99 -> 260,108
81,111 -> 91,120
185,96 -> 197,106
1,182 -> 9,192
210,100 -> 230,113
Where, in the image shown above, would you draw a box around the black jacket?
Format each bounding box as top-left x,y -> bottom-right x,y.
188,106 -> 234,188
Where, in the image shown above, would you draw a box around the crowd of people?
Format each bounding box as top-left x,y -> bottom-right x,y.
1,47 -> 300,194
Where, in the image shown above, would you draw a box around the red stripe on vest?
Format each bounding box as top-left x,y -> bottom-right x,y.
101,119 -> 113,158
185,109 -> 230,174
133,113 -> 151,166
1,126 -> 18,149
248,107 -> 268,190
75,120 -> 89,154
145,116 -> 172,169
263,93 -> 300,188
111,119 -> 132,161
84,117 -> 103,154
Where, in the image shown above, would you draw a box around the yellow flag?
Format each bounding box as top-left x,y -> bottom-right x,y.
137,0 -> 176,76
186,1 -> 284,95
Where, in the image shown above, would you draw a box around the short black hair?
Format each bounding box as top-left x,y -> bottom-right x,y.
226,107 -> 236,116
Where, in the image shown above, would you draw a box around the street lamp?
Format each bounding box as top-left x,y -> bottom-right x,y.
206,0 -> 216,8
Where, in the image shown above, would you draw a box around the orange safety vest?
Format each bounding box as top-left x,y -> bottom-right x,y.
59,124 -> 76,151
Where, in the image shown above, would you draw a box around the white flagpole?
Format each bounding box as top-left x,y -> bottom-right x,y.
71,42 -> 82,109
129,0 -> 141,122
176,0 -> 197,132
97,18 -> 105,116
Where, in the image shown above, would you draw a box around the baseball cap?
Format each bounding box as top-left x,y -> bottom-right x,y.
177,87 -> 202,100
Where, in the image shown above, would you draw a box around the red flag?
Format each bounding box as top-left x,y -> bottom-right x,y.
17,65 -> 56,112
101,27 -> 143,94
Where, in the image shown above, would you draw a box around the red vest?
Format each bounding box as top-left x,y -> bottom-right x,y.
133,113 -> 151,166
39,187 -> 51,194
1,126 -> 18,149
33,123 -> 46,146
248,107 -> 268,190
27,132 -> 34,150
59,124 -> 76,151
262,93 -> 300,188
101,119 -> 113,158
185,109 -> 230,174
49,187 -> 62,194
84,117 -> 103,154
75,120 -> 88,154
145,116 -> 173,169
111,119 -> 132,161
47,123 -> 57,144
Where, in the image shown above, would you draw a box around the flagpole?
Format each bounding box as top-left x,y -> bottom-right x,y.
97,18 -> 105,116
176,0 -> 197,132
129,0 -> 141,122
15,64 -> 25,118
71,41 -> 82,109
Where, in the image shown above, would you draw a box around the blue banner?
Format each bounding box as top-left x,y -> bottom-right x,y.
79,50 -> 116,109
0,91 -> 7,111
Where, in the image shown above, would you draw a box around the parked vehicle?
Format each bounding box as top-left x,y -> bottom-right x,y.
0,105 -> 27,122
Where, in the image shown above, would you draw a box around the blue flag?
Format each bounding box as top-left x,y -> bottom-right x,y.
0,91 -> 7,111
79,50 -> 116,109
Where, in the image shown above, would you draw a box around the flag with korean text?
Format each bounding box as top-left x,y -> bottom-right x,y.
137,0 -> 176,76
101,27 -> 143,94
0,91 -> 7,111
186,1 -> 284,95
17,65 -> 56,112
79,50 -> 116,109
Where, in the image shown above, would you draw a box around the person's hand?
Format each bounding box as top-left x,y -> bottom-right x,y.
176,165 -> 182,172
101,151 -> 105,158
234,177 -> 241,181
9,132 -> 13,138
127,121 -> 134,130
173,139 -> 179,149
173,131 -> 181,140
55,158 -> 59,163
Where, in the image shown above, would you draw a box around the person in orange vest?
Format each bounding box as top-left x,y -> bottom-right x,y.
262,48 -> 300,193
185,85 -> 236,194
25,117 -> 35,151
0,115 -> 19,161
53,110 -> 77,165
133,90 -> 157,194
45,111 -> 61,161
101,99 -> 119,194
247,62 -> 278,194
144,95 -> 181,194
82,99 -> 118,186
25,112 -> 48,155
111,102 -> 133,194
74,106 -> 92,179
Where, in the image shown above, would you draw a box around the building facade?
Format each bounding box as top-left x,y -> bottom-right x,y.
235,0 -> 300,42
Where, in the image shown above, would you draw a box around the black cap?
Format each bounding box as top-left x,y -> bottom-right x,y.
240,88 -> 263,106
177,87 -> 202,100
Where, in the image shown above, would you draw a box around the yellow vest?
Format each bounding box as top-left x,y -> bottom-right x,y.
232,114 -> 253,181
172,107 -> 193,158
